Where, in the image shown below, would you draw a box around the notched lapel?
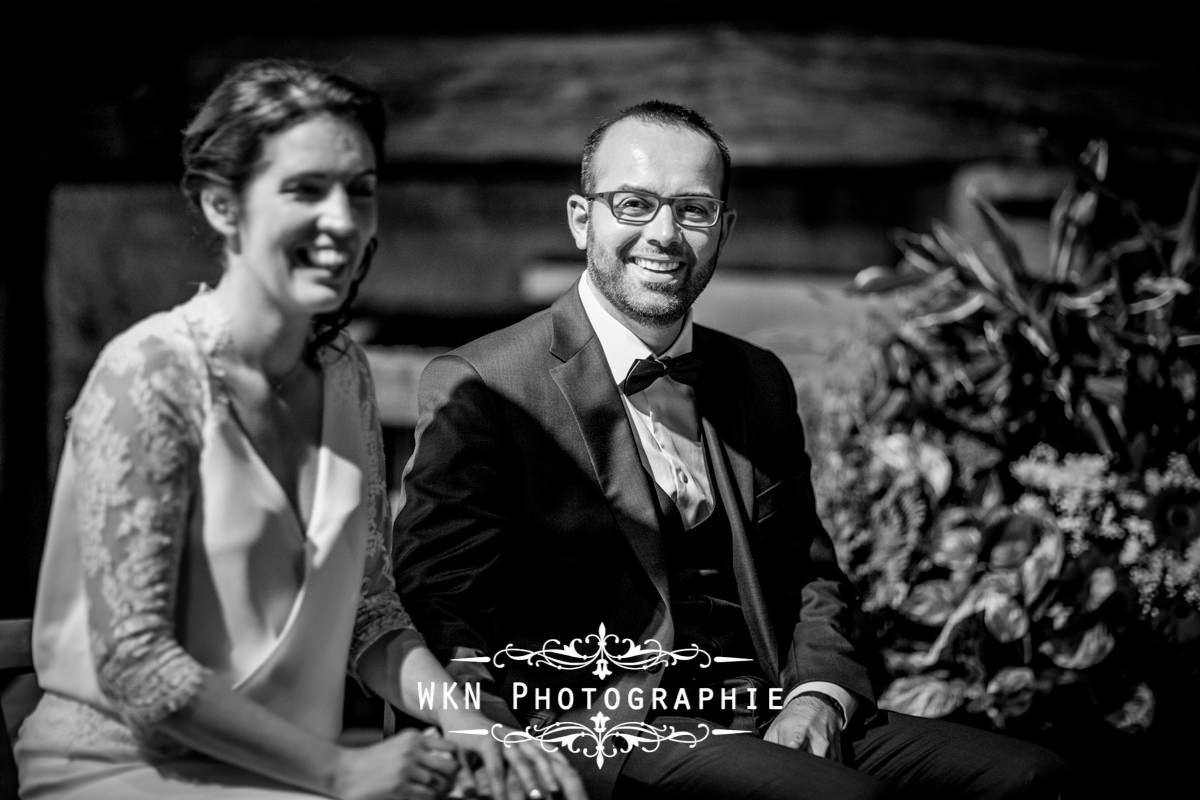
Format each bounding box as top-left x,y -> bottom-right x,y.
695,332 -> 756,521
548,288 -> 670,605
696,331 -> 781,682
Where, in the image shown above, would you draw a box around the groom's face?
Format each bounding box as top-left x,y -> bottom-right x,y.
569,118 -> 735,333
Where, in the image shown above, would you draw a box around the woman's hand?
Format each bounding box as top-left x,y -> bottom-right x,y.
334,728 -> 460,800
440,714 -> 587,800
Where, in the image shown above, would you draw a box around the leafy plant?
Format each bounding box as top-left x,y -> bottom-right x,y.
851,140 -> 1198,480
815,140 -> 1200,734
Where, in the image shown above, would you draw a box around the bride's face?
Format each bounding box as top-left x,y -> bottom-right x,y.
221,113 -> 378,316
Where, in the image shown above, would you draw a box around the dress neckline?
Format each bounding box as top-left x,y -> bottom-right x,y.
180,286 -> 331,537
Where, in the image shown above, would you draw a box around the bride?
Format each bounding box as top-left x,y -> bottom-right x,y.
15,58 -> 584,800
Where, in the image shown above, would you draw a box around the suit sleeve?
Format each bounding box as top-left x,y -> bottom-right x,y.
767,353 -> 879,718
391,353 -> 520,726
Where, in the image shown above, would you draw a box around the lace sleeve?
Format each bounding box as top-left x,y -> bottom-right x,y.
344,342 -> 421,684
72,326 -> 210,731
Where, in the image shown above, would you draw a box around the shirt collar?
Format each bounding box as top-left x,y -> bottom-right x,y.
578,269 -> 694,386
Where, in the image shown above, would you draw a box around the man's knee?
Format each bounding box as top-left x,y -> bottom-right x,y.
844,779 -> 893,800
1024,746 -> 1072,798
997,744 -> 1072,799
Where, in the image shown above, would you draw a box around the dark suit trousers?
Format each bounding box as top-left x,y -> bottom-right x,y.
614,710 -> 1071,800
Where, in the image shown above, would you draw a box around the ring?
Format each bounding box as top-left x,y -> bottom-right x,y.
528,790 -> 544,800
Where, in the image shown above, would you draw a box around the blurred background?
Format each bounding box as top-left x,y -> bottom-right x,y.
4,6 -> 1198,791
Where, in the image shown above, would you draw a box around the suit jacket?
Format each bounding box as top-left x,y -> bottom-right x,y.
392,282 -> 877,798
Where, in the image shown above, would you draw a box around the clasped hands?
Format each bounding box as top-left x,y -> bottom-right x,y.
762,693 -> 844,761
334,711 -> 587,800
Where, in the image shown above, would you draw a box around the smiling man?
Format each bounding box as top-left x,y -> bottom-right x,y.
571,111 -> 731,350
393,101 -> 1071,800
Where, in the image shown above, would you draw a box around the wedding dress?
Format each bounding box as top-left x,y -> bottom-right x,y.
16,289 -> 412,798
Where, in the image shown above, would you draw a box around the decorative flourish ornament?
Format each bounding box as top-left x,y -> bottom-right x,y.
447,718 -> 742,769
448,623 -> 757,765
455,622 -> 751,680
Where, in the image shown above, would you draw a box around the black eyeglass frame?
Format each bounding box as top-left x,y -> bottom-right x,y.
584,190 -> 727,230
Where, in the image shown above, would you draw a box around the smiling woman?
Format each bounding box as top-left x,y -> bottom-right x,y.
208,113 -> 379,317
14,59 -> 585,800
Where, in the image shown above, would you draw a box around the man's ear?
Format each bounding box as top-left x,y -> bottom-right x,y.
716,206 -> 738,253
200,185 -> 239,238
567,194 -> 590,251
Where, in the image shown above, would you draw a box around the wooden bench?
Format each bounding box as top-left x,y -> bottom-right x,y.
1,618 -> 34,799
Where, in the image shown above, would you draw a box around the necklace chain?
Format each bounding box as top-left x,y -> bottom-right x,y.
269,360 -> 307,394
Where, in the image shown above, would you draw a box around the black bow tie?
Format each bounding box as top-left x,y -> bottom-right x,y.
619,353 -> 704,396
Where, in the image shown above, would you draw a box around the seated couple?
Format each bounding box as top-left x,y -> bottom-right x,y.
16,58 -> 1071,800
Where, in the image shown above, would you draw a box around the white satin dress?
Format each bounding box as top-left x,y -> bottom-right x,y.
16,289 -> 415,798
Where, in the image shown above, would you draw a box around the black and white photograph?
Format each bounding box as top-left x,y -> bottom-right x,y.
3,8 -> 1198,799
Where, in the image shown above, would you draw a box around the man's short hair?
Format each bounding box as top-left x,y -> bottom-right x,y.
580,100 -> 732,201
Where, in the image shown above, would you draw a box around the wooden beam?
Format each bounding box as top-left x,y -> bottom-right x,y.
189,31 -> 1200,166
0,619 -> 32,671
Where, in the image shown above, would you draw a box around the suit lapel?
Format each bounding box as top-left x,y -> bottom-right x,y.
548,286 -> 671,607
695,328 -> 781,683
694,327 -> 755,519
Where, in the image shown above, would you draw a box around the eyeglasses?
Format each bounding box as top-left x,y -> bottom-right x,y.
585,190 -> 725,229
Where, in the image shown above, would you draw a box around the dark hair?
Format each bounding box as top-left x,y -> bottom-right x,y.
181,59 -> 386,360
580,100 -> 732,201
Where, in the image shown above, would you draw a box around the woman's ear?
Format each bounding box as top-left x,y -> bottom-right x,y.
200,185 -> 239,239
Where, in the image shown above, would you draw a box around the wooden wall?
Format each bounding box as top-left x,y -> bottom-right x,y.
6,23 -> 1199,614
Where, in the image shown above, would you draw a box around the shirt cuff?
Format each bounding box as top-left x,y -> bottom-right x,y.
783,681 -> 858,730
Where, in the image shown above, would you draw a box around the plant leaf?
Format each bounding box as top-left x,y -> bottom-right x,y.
931,223 -> 1005,297
848,265 -> 933,294
1170,169 -> 1199,277
970,190 -> 1031,281
878,675 -> 967,718
1039,622 -> 1115,669
911,293 -> 988,329
1084,375 -> 1126,406
900,580 -> 964,627
983,590 -> 1030,643
1049,140 -> 1110,279
1017,321 -> 1054,359
1049,195 -> 1092,283
1021,523 -> 1066,606
1057,280 -> 1115,315
1105,683 -> 1156,733
1077,139 -> 1110,185
1076,396 -> 1118,456
1084,567 -> 1118,612
929,526 -> 984,571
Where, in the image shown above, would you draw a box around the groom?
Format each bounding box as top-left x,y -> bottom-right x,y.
392,100 -> 1070,800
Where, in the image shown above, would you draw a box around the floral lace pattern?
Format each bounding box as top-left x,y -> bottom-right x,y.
64,289 -> 413,737
341,341 -> 418,678
74,309 -> 209,734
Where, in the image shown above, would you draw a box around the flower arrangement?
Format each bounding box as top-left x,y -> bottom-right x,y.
813,139 -> 1199,735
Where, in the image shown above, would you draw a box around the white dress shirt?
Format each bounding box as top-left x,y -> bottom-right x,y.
578,272 -> 714,529
577,272 -> 857,727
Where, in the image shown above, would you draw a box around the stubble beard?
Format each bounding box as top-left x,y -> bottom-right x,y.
585,231 -> 716,330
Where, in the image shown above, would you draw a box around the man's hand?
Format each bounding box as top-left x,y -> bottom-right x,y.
440,713 -> 587,800
762,694 -> 843,760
